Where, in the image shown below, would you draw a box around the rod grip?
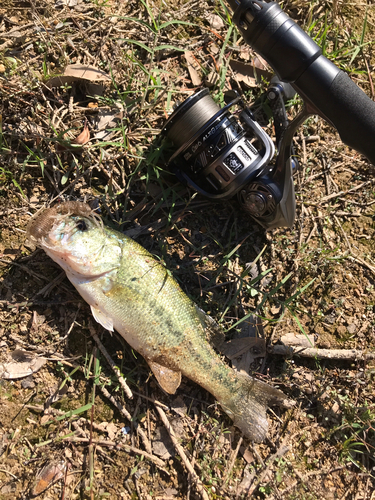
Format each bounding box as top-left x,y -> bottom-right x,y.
295,57 -> 375,164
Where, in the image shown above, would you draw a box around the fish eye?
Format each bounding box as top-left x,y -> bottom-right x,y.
76,219 -> 88,232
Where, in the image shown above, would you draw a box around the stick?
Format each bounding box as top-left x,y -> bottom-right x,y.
269,345 -> 375,360
154,402 -> 209,500
279,466 -> 346,496
65,437 -> 167,471
223,436 -> 243,483
98,385 -> 153,455
333,215 -> 375,276
313,180 -> 373,204
247,436 -> 290,496
89,325 -> 133,400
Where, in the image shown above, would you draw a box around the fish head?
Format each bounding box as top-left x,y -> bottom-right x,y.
27,202 -> 121,278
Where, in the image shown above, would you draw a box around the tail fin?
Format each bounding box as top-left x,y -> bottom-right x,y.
219,375 -> 291,442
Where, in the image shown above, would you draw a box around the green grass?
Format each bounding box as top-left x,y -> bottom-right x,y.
0,0 -> 374,498
306,8 -> 373,72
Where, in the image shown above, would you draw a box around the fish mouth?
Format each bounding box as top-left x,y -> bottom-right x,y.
41,244 -> 119,280
26,201 -> 118,281
27,201 -> 100,243
27,201 -> 113,279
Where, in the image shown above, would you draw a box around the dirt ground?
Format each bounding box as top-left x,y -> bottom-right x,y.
0,0 -> 374,498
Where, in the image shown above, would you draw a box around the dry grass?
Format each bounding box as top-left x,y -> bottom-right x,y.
0,0 -> 375,498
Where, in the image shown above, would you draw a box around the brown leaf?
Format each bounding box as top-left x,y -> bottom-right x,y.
152,427 -> 174,459
222,337 -> 266,360
31,460 -> 67,496
207,13 -> 225,30
93,107 -> 123,141
240,446 -> 255,464
0,350 -> 47,379
46,64 -> 111,88
72,120 -> 90,145
44,384 -> 68,410
184,51 -> 202,86
229,59 -> 273,88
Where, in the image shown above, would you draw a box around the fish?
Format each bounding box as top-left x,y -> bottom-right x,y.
27,201 -> 289,442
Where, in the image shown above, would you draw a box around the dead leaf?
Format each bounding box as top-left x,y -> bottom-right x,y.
240,446 -> 255,464
184,51 -> 202,86
152,427 -> 175,459
240,315 -> 264,338
0,350 -> 47,379
31,460 -> 67,497
72,120 -> 90,145
232,350 -> 255,375
11,349 -> 35,362
222,316 -> 266,374
205,70 -> 219,88
207,13 -> 225,30
162,488 -> 178,497
44,384 -> 68,410
222,337 -> 266,360
56,0 -> 78,6
239,47 -> 251,61
105,422 -> 118,440
32,310 -> 46,328
93,107 -> 123,141
46,64 -> 111,88
229,59 -> 273,88
40,415 -> 50,425
253,55 -> 270,71
97,422 -> 120,440
237,465 -> 255,495
170,396 -> 187,417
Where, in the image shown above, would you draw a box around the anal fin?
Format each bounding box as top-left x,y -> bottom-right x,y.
147,360 -> 181,395
90,305 -> 114,332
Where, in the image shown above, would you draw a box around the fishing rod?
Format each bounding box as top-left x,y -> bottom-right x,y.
162,0 -> 375,229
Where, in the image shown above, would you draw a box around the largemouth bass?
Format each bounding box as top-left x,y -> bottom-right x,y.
27,201 -> 288,442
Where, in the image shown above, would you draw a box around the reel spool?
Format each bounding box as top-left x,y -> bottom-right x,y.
162,89 -> 275,200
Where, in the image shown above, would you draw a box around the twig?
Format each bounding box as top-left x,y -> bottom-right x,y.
223,436 -> 243,483
154,400 -> 209,500
323,181 -> 374,202
89,325 -> 133,399
333,215 -> 375,276
98,384 -> 153,455
280,466 -> 346,496
269,344 -> 375,360
89,348 -> 96,500
0,469 -> 18,480
364,57 -> 375,99
322,155 -> 331,196
247,435 -> 290,495
306,180 -> 374,205
0,258 -> 47,282
65,437 -> 168,471
29,404 -> 166,472
333,214 -> 352,251
348,254 -> 375,276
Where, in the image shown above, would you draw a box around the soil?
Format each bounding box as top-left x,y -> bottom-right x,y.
0,0 -> 374,499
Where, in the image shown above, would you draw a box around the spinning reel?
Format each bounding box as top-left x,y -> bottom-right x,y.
162,82 -> 302,230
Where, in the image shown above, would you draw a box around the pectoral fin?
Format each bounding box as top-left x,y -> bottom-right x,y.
147,360 -> 181,394
90,305 -> 114,332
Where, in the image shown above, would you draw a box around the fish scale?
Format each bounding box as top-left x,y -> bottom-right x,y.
27,201 -> 290,442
